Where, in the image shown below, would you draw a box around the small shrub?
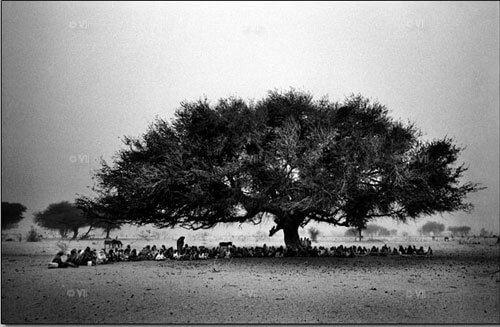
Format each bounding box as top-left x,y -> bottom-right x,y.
26,226 -> 42,242
56,241 -> 69,253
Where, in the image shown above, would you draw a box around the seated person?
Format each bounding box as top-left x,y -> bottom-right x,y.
391,247 -> 399,255
166,247 -> 174,259
138,246 -> 150,260
52,251 -> 77,268
416,246 -> 425,255
284,246 -> 298,257
107,249 -> 117,262
96,249 -> 108,264
78,247 -> 94,265
310,246 -> 319,257
66,249 -> 80,266
177,237 -> 185,253
154,251 -> 166,261
117,249 -> 126,262
128,249 -> 139,261
426,246 -> 433,255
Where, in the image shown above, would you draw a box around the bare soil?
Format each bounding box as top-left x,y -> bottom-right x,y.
1,239 -> 499,324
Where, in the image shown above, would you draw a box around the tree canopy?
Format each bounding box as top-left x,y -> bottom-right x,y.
1,202 -> 27,229
34,201 -> 88,239
80,89 -> 483,248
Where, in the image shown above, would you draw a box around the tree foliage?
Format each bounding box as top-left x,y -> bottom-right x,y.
80,89 -> 483,248
1,202 -> 27,229
76,190 -> 125,239
34,201 -> 88,239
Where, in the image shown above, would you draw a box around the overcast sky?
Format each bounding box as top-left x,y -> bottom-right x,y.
2,1 -> 499,236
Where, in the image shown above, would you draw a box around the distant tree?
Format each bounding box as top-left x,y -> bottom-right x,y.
378,226 -> 391,237
419,221 -> 445,236
345,227 -> 357,237
364,224 -> 381,237
97,222 -> 122,239
448,226 -> 471,237
34,201 -> 88,239
345,226 -> 363,241
308,227 -> 320,242
1,202 -> 27,229
479,228 -> 492,237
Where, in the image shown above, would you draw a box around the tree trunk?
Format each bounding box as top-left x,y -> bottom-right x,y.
357,228 -> 363,241
71,228 -> 79,240
80,225 -> 94,239
283,223 -> 301,249
105,228 -> 110,239
59,229 -> 68,239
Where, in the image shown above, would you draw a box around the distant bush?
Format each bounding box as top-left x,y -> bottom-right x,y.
448,226 -> 471,237
308,227 -> 320,243
479,228 -> 493,238
26,226 -> 42,242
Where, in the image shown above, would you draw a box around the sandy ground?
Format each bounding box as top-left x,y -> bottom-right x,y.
1,238 -> 499,324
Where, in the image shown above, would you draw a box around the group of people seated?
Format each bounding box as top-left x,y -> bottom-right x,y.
50,247 -> 98,268
50,241 -> 433,268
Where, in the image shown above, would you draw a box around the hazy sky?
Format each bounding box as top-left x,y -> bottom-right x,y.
2,1 -> 499,235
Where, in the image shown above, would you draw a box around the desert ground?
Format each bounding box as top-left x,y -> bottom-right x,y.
1,237 -> 499,324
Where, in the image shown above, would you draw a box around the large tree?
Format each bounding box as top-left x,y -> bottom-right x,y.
81,90 -> 483,248
34,201 -> 88,239
1,202 -> 27,229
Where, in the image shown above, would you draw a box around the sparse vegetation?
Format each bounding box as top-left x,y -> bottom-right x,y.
26,226 -> 42,242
